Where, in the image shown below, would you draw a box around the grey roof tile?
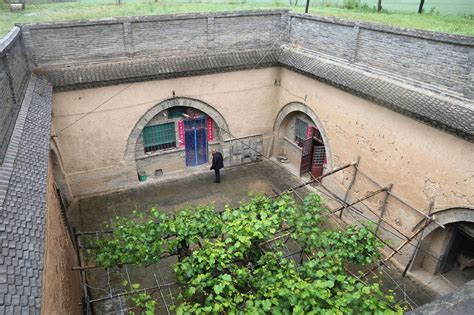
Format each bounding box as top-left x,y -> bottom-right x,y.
0,77 -> 52,313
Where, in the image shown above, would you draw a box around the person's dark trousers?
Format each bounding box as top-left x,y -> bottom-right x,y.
214,169 -> 221,183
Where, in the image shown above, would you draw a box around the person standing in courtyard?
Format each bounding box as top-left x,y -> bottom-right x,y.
210,149 -> 224,183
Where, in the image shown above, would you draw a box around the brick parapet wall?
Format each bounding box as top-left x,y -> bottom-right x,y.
287,13 -> 474,99
0,27 -> 30,165
20,10 -> 288,67
5,10 -> 474,138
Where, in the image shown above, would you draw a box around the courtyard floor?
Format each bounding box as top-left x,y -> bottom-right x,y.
67,161 -> 438,314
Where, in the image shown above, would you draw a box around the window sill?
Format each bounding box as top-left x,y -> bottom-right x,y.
284,137 -> 302,151
136,147 -> 185,160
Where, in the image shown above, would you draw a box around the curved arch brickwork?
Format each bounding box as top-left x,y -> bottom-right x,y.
423,207 -> 474,238
125,97 -> 229,164
273,101 -> 334,171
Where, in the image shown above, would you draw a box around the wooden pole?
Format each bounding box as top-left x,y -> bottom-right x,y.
291,161 -> 356,191
340,157 -> 360,218
361,218 -> 432,279
402,201 -> 434,277
305,0 -> 310,14
375,184 -> 393,235
332,187 -> 388,215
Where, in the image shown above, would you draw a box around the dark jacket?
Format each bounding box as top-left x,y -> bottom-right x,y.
211,152 -> 224,170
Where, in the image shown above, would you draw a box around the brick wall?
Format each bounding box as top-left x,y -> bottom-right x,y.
287,13 -> 473,99
0,27 -> 30,165
21,11 -> 286,69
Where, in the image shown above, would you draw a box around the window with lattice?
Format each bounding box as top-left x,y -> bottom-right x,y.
295,118 -> 308,146
143,123 -> 176,153
313,146 -> 326,165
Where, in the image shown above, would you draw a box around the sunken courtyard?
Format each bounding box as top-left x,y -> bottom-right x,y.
0,9 -> 473,314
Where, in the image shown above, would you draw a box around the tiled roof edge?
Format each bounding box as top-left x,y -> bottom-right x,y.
0,76 -> 36,206
278,48 -> 474,140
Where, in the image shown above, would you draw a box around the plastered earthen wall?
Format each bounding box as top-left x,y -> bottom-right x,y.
52,68 -> 280,196
52,67 -> 473,211
41,160 -> 82,314
276,68 -> 473,233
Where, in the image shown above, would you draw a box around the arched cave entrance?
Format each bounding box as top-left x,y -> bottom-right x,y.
412,208 -> 474,286
273,102 -> 332,178
125,97 -> 229,181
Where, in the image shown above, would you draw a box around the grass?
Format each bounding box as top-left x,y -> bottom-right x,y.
0,1 -> 473,37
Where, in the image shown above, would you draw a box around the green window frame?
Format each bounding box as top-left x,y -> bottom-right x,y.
143,123 -> 176,153
295,118 -> 308,146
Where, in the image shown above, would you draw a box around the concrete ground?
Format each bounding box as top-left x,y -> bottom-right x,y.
67,161 -> 438,314
68,161 -> 308,231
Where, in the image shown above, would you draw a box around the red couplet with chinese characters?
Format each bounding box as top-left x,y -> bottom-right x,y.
207,117 -> 213,141
178,120 -> 185,147
305,125 -> 314,140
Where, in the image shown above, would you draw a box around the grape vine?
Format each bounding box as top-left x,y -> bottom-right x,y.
91,193 -> 405,314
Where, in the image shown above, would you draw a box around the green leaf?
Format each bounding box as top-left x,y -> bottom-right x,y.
214,283 -> 224,295
132,283 -> 140,290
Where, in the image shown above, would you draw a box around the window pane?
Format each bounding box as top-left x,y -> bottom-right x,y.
295,118 -> 308,140
143,123 -> 176,148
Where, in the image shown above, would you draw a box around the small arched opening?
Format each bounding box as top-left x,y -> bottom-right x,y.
412,207 -> 474,286
272,102 -> 332,178
125,97 -> 229,181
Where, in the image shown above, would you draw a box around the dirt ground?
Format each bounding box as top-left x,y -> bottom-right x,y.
67,161 -> 437,314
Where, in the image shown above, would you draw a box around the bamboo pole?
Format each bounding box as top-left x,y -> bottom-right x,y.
355,165 -> 444,229
83,282 -> 178,304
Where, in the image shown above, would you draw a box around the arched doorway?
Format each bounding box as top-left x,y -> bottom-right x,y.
125,97 -> 229,180
273,102 -> 332,177
412,207 -> 474,286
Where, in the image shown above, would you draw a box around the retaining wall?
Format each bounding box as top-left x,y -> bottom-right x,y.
0,27 -> 30,165
20,10 -> 287,88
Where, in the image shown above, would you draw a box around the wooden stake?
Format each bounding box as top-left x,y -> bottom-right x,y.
375,184 -> 393,235
402,201 -> 434,277
340,157 -> 360,219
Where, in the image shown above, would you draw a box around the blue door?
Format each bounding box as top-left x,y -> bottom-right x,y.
184,118 -> 208,167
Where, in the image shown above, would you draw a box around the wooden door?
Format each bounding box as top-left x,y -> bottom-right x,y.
300,138 -> 314,175
311,144 -> 325,178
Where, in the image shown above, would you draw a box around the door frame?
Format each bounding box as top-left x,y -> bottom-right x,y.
184,117 -> 208,167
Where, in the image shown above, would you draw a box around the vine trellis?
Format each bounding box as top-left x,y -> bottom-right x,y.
72,160 -> 444,314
